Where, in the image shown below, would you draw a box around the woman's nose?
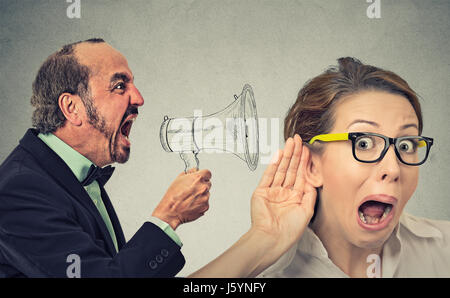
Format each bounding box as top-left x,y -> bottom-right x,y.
378,145 -> 400,182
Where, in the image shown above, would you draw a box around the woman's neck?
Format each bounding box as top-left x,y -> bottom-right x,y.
310,212 -> 383,278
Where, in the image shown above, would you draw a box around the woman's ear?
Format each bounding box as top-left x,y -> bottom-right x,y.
304,147 -> 324,188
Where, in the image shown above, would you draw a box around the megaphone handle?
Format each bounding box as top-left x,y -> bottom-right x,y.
179,152 -> 200,173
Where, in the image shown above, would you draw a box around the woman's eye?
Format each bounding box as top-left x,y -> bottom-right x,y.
356,137 -> 374,150
398,139 -> 416,153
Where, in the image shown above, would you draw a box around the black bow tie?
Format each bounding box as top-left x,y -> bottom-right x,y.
81,165 -> 115,187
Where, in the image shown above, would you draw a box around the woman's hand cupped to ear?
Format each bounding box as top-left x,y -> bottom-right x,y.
187,135 -> 317,278
251,134 -> 317,259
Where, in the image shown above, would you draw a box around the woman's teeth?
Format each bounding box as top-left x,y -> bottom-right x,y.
383,206 -> 392,218
359,206 -> 392,225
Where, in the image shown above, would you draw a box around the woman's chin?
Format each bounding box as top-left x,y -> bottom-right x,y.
351,223 -> 397,249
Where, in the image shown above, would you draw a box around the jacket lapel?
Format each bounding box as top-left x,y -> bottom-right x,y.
99,186 -> 126,250
19,129 -> 119,256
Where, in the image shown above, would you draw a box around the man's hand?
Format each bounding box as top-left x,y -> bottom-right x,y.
250,134 -> 317,266
152,169 -> 212,230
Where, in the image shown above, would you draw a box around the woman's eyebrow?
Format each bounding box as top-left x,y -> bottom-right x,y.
399,123 -> 419,131
346,119 -> 379,129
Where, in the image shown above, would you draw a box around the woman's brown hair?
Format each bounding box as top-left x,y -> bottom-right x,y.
284,57 -> 423,147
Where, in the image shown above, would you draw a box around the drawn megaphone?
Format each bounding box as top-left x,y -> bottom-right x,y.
160,84 -> 259,172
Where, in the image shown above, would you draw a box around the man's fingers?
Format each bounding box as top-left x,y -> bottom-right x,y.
189,189 -> 211,209
186,168 -> 198,174
203,181 -> 212,193
293,144 -> 310,191
187,179 -> 211,203
272,137 -> 295,187
197,169 -> 212,182
258,149 -> 283,188
198,192 -> 210,209
282,134 -> 303,188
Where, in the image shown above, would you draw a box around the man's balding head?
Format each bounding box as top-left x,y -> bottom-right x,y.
31,38 -> 106,133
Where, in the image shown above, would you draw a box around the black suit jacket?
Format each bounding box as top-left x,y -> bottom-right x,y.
0,129 -> 185,277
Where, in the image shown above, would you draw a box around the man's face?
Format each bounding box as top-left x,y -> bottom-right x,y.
75,42 -> 144,166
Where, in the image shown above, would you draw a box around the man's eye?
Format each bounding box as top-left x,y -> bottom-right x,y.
113,82 -> 126,91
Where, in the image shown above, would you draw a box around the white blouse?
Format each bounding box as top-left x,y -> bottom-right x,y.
259,213 -> 450,278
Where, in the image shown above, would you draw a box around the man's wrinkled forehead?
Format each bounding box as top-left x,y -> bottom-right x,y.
73,42 -> 130,78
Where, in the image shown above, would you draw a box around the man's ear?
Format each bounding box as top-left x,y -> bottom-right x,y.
305,148 -> 323,188
58,93 -> 83,126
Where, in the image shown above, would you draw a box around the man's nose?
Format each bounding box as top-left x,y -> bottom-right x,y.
129,85 -> 144,107
377,145 -> 401,183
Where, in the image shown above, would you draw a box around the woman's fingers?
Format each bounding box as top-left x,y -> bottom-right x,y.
257,149 -> 283,188
282,134 -> 303,188
272,137 -> 295,187
293,144 -> 310,192
258,136 -> 305,189
301,182 -> 317,219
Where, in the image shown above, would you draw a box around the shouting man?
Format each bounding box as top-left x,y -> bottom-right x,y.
0,38 -> 211,277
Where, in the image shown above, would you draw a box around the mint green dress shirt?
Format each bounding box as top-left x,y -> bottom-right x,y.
37,133 -> 182,251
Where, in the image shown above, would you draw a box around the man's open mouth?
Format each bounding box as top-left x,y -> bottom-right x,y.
119,106 -> 139,142
358,200 -> 393,225
120,117 -> 135,140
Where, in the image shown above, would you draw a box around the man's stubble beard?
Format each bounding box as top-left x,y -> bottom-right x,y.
82,94 -> 130,165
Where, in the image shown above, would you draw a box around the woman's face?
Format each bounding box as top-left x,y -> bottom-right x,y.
311,90 -> 420,248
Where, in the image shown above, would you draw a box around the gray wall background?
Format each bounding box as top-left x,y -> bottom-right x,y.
1,0 -> 449,276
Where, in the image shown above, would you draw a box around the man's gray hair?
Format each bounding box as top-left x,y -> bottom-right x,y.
30,38 -> 105,133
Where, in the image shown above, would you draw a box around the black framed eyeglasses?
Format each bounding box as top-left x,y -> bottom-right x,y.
308,132 -> 434,166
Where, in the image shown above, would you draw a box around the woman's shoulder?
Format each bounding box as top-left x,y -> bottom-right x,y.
395,213 -> 450,277
399,212 -> 450,241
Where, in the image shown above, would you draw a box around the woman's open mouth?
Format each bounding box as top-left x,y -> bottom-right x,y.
357,195 -> 396,231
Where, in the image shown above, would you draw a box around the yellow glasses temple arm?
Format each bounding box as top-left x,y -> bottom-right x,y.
308,133 -> 349,144
418,140 -> 427,148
